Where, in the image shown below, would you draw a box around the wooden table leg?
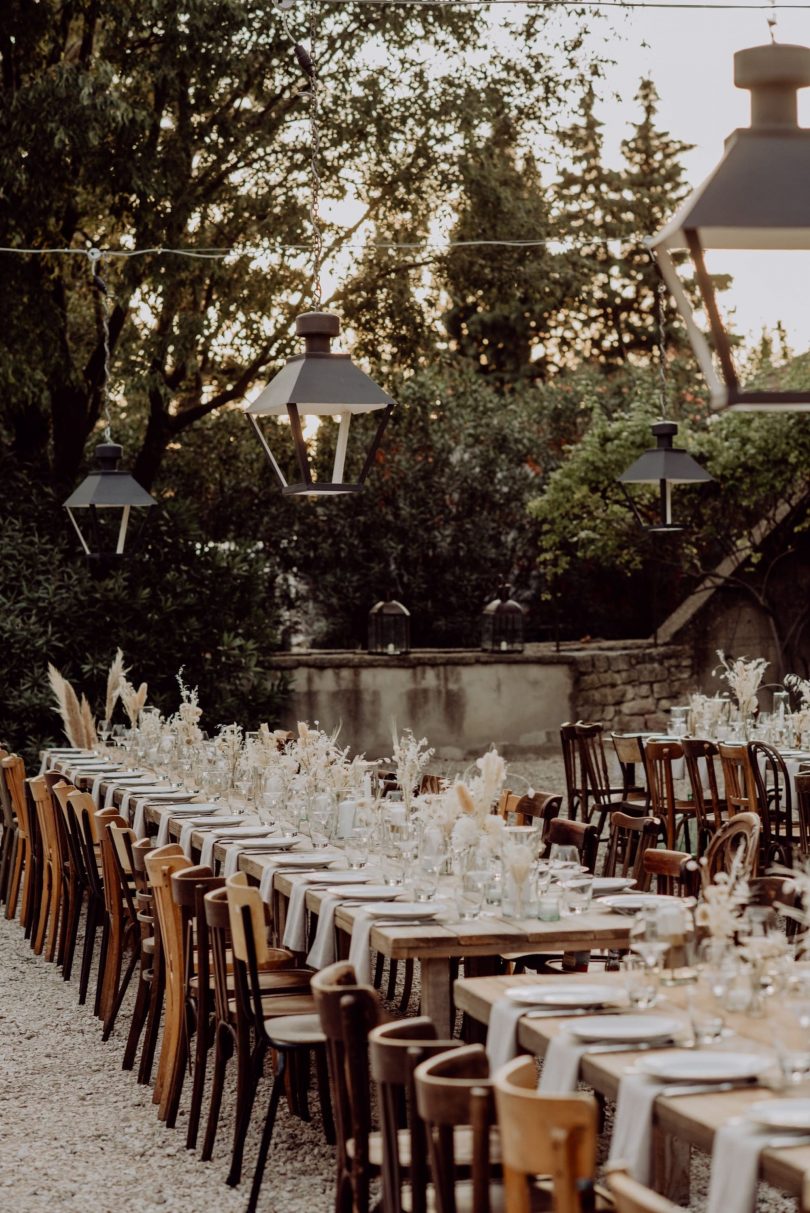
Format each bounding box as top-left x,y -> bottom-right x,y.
420,957 -> 454,1037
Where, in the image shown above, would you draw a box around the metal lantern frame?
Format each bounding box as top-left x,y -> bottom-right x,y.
63,441 -> 156,560
481,584 -> 525,653
651,41 -> 810,412
368,596 -> 411,655
618,420 -> 714,533
246,312 -> 394,496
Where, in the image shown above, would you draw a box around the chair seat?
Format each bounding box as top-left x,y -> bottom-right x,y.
229,992 -> 316,1018
264,1012 -> 325,1046
192,968 -> 311,994
401,1177 -> 611,1213
348,1125 -> 502,1169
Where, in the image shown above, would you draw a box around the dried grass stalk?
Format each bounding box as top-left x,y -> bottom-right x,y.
104,648 -> 128,726
80,694 -> 97,749
47,662 -> 85,748
120,680 -> 148,727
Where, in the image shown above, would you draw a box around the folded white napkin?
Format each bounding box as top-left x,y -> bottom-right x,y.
177,816 -> 241,857
707,1121 -> 767,1213
306,894 -> 345,970
222,834 -> 280,878
538,1033 -> 588,1093
347,909 -> 378,984
198,825 -> 266,869
608,1072 -> 665,1184
486,998 -> 531,1070
156,804 -> 222,847
91,774 -> 107,806
282,877 -> 321,952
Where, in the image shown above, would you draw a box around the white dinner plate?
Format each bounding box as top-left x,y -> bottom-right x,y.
360,901 -> 443,920
307,870 -> 366,882
505,983 -> 624,1008
592,878 -> 637,897
326,883 -> 397,899
568,1014 -> 681,1043
138,789 -> 196,800
271,854 -> 341,869
235,835 -> 298,850
748,1100 -> 810,1132
600,894 -> 683,914
637,1051 -> 769,1083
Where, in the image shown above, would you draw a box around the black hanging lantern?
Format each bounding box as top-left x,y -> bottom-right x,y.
481,584 -> 525,653
651,41 -> 810,412
245,312 -> 394,495
368,595 -> 411,655
618,421 -> 713,533
63,441 -> 156,561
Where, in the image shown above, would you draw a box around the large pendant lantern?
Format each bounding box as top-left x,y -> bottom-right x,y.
368,595 -> 411,655
651,42 -> 810,411
63,441 -> 156,561
618,421 -> 713,532
246,312 -> 394,495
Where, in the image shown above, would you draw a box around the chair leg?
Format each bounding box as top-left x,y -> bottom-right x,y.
94,913 -> 110,1017
187,1000 -> 211,1150
163,1006 -> 189,1129
246,1050 -> 287,1213
79,898 -> 100,1006
103,943 -> 138,1041
45,870 -> 61,962
386,958 -> 399,1001
122,971 -> 151,1071
33,866 -> 51,955
398,958 -> 414,1015
373,951 -> 385,990
201,1027 -> 232,1162
62,883 -> 83,983
138,949 -> 164,1086
6,836 -> 22,920
315,1044 -> 336,1146
226,1038 -> 265,1186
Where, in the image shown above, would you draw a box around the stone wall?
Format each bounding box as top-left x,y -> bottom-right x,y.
268,640 -> 697,758
567,642 -> 696,732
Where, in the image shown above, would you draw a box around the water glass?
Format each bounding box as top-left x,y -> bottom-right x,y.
620,954 -> 658,1009
687,989 -> 725,1044
453,870 -> 487,920
560,875 -> 593,915
548,843 -> 580,874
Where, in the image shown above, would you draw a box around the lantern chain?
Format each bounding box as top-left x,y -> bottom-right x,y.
767,0 -> 778,38
88,248 -> 113,443
274,0 -> 324,309
648,248 -> 668,419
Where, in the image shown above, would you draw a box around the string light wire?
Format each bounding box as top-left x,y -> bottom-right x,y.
88,249 -> 114,442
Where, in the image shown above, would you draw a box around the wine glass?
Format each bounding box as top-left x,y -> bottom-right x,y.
630,909 -> 670,971
548,843 -> 580,875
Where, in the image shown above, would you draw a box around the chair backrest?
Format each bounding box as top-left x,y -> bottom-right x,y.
369,1018 -> 462,1213
225,871 -> 274,966
65,790 -> 102,893
718,742 -> 759,816
749,740 -> 799,863
611,733 -> 647,797
0,747 -> 12,830
493,1054 -> 599,1213
27,776 -> 61,871
680,738 -> 724,843
704,811 -> 761,879
644,740 -> 684,850
574,722 -> 614,809
501,790 -> 562,834
640,848 -> 700,898
311,964 -> 384,1212
144,845 -> 192,1015
796,773 -> 810,861
559,723 -> 585,819
414,1044 -> 497,1213
107,822 -> 141,927
542,818 -> 599,875
204,887 -> 233,1029
170,865 -> 221,1012
603,813 -> 662,880
2,755 -> 30,837
605,1164 -> 682,1213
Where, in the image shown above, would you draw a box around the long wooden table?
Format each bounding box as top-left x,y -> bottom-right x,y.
455,970 -> 810,1204
51,756 -> 635,1036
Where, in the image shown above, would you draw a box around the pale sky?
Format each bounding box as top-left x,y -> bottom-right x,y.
594,3 -> 810,350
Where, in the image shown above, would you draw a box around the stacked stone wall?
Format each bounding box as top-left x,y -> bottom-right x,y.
570,643 -> 695,731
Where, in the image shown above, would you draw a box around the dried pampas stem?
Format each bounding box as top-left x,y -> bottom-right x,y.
104,648 -> 129,726
80,694 -> 97,749
120,679 -> 148,727
47,662 -> 85,748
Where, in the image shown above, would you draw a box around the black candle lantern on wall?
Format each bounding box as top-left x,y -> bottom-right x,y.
481,584 -> 525,653
368,595 -> 411,655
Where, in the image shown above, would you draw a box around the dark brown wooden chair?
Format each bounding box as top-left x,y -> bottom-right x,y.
500,790 -> 562,836
2,754 -> 34,928
122,835 -> 163,1085
66,790 -> 108,1009
370,1017 -> 465,1213
749,740 -> 803,866
644,739 -> 697,852
414,1044 -> 499,1213
718,742 -> 759,817
311,962 -> 387,1213
27,775 -> 62,959
226,874 -> 332,1213
640,849 -> 700,898
575,722 -> 648,839
704,811 -> 760,879
541,818 -> 599,875
560,723 -> 587,821
681,738 -> 726,855
0,747 -> 18,908
603,813 -> 662,882
611,733 -> 649,801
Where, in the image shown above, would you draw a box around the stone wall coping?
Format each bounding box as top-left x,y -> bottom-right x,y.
268,640 -> 690,671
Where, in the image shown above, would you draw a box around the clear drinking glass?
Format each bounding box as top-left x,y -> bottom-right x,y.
620,954 -> 658,1009
548,843 -> 580,875
560,875 -> 593,915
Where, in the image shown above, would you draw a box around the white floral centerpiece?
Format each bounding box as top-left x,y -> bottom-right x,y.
694,853 -> 750,942
215,722 -> 245,791
171,669 -> 204,747
389,726 -> 434,812
714,650 -> 769,734
784,674 -> 810,746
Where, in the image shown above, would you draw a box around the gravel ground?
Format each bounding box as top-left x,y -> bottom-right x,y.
0,749 -> 795,1213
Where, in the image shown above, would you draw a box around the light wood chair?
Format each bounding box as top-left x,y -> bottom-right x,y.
493,1054 -> 601,1213
717,742 -> 759,817
27,775 -> 62,959
704,811 -> 760,879
2,754 -> 33,927
0,746 -> 17,907
123,836 -> 163,1085
144,843 -> 192,1119
45,775 -> 81,976
644,740 -> 697,851
605,1164 -> 684,1213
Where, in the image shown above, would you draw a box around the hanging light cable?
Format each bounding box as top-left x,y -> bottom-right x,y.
617,256 -> 713,532
245,0 -> 395,496
63,250 -> 156,562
